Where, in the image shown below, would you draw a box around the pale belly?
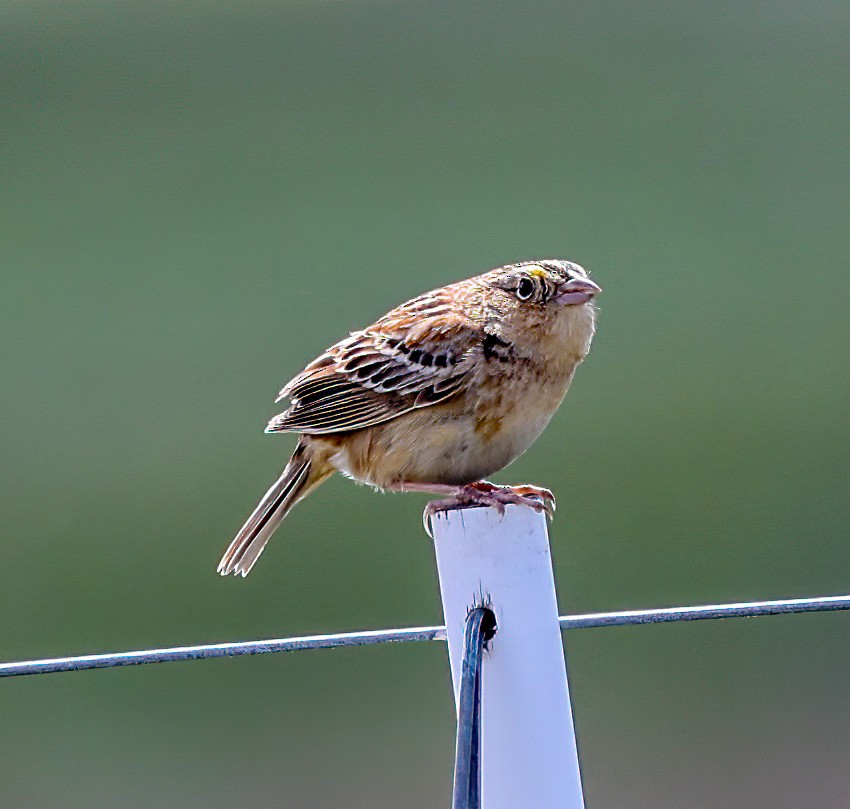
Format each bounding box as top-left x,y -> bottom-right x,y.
325,369 -> 574,488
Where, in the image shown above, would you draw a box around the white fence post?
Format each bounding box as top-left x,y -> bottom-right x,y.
432,503 -> 585,809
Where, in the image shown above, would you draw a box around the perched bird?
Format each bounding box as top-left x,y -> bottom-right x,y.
218,259 -> 600,576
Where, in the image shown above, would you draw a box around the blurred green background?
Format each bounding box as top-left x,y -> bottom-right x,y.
2,1 -> 849,806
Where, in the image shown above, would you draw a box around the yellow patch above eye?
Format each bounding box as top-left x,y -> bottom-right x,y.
527,267 -> 547,279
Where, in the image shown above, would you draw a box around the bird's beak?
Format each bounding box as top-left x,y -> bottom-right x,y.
555,276 -> 601,305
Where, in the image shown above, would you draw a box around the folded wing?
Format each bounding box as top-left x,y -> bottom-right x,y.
267,290 -> 480,435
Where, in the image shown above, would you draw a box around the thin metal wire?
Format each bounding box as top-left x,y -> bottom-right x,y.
0,625 -> 446,678
452,608 -> 495,809
558,594 -> 850,629
2,594 -> 848,679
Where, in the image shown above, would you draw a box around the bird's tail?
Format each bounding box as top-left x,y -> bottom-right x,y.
218,440 -> 332,577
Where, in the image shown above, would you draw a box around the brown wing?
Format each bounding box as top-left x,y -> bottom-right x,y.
266,287 -> 481,435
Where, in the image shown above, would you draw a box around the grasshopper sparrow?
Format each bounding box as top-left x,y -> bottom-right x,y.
219,259 -> 600,576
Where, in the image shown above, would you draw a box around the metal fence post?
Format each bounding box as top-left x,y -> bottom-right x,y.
432,503 -> 585,809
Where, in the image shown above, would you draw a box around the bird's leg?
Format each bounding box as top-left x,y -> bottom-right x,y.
391,480 -> 556,537
388,482 -> 470,534
393,482 -> 460,497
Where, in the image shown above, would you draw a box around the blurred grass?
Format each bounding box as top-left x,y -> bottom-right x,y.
1,1 -> 849,807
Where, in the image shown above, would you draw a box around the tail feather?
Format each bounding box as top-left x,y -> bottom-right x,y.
218,443 -> 326,576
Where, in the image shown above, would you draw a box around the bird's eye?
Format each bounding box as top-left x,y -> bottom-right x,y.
516,277 -> 535,301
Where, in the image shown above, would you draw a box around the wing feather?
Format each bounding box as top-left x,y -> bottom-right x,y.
267,289 -> 480,435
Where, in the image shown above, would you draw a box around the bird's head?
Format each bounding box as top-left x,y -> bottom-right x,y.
480,259 -> 600,350
486,259 -> 601,309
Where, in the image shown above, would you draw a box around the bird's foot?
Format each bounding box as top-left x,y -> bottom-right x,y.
464,481 -> 556,517
422,481 -> 556,536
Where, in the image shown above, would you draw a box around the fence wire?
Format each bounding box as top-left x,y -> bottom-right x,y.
2,594 -> 848,678
452,608 -> 496,809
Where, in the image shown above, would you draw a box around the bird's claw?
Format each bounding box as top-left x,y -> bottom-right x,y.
500,484 -> 557,518
423,500 -> 436,537
423,496 -> 488,537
